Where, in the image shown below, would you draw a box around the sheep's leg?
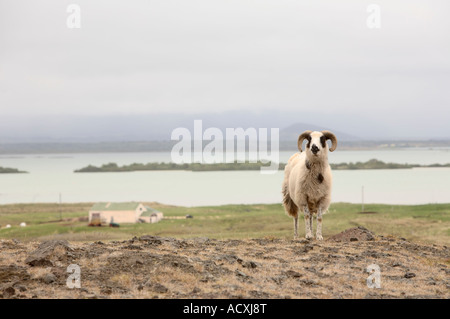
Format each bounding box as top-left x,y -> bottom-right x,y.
293,216 -> 298,240
304,207 -> 313,239
316,208 -> 323,240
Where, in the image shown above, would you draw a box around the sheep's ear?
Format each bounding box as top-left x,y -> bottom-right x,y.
297,131 -> 312,152
321,131 -> 337,152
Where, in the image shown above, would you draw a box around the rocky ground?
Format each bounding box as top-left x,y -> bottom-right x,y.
0,227 -> 449,299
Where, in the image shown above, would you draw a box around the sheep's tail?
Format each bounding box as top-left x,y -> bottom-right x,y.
282,184 -> 298,218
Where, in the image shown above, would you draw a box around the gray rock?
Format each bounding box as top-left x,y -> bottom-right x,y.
242,261 -> 258,269
298,244 -> 314,253
3,286 -> 15,297
285,270 -> 302,278
100,287 -> 113,295
25,240 -> 73,267
299,279 -> 319,287
144,280 -> 168,293
150,283 -> 168,293
41,273 -> 57,284
13,284 -> 27,292
235,270 -> 248,277
200,274 -> 215,282
235,270 -> 251,281
271,276 -> 285,285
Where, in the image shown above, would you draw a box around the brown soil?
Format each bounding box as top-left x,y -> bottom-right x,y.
328,226 -> 376,242
0,228 -> 449,299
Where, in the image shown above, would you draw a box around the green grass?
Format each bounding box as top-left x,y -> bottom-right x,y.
74,161 -> 279,172
0,202 -> 449,245
73,159 -> 450,173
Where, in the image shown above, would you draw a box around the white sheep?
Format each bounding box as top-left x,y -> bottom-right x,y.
282,130 -> 337,240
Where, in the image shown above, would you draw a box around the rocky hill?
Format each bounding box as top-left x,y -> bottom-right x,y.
0,227 -> 448,299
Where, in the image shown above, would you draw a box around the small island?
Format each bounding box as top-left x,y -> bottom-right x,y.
74,162 -> 277,172
331,159 -> 450,170
74,159 -> 450,173
0,166 -> 27,174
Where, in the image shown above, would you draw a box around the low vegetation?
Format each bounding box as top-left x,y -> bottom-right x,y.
0,232 -> 448,299
73,159 -> 450,173
0,202 -> 448,245
1,202 -> 448,299
0,166 -> 27,174
332,159 -> 450,170
74,162 -> 276,172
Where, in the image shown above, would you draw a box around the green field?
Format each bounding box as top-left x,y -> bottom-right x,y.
0,202 -> 449,245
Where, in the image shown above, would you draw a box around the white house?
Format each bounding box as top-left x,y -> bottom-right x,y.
139,206 -> 164,224
88,202 -> 163,225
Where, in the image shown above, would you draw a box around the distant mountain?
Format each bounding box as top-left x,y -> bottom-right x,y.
0,110 -> 447,143
1,112 -> 348,143
280,123 -> 360,141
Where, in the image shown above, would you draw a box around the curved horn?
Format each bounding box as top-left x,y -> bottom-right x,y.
297,130 -> 312,152
321,130 -> 337,152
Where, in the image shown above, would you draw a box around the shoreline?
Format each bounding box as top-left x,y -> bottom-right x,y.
1,141 -> 450,155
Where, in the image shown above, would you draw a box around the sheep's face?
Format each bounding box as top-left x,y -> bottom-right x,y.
305,131 -> 328,160
298,130 -> 337,161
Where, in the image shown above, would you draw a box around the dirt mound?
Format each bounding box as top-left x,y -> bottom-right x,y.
0,234 -> 449,299
328,226 -> 375,242
24,240 -> 78,267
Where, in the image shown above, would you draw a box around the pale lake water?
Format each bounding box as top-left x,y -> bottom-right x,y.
0,148 -> 449,206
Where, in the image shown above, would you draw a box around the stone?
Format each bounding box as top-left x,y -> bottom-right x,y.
41,273 -> 57,284
3,286 -> 15,297
285,270 -> 302,278
25,240 -> 73,267
242,261 -> 258,269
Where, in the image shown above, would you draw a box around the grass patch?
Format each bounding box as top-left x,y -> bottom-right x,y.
0,202 -> 449,245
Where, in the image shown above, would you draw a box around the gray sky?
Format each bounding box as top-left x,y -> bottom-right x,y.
1,0 -> 449,139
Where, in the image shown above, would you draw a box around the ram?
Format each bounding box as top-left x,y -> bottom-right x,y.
282,130 -> 337,240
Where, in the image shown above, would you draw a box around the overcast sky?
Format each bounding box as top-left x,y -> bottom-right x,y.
1,0 -> 449,139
